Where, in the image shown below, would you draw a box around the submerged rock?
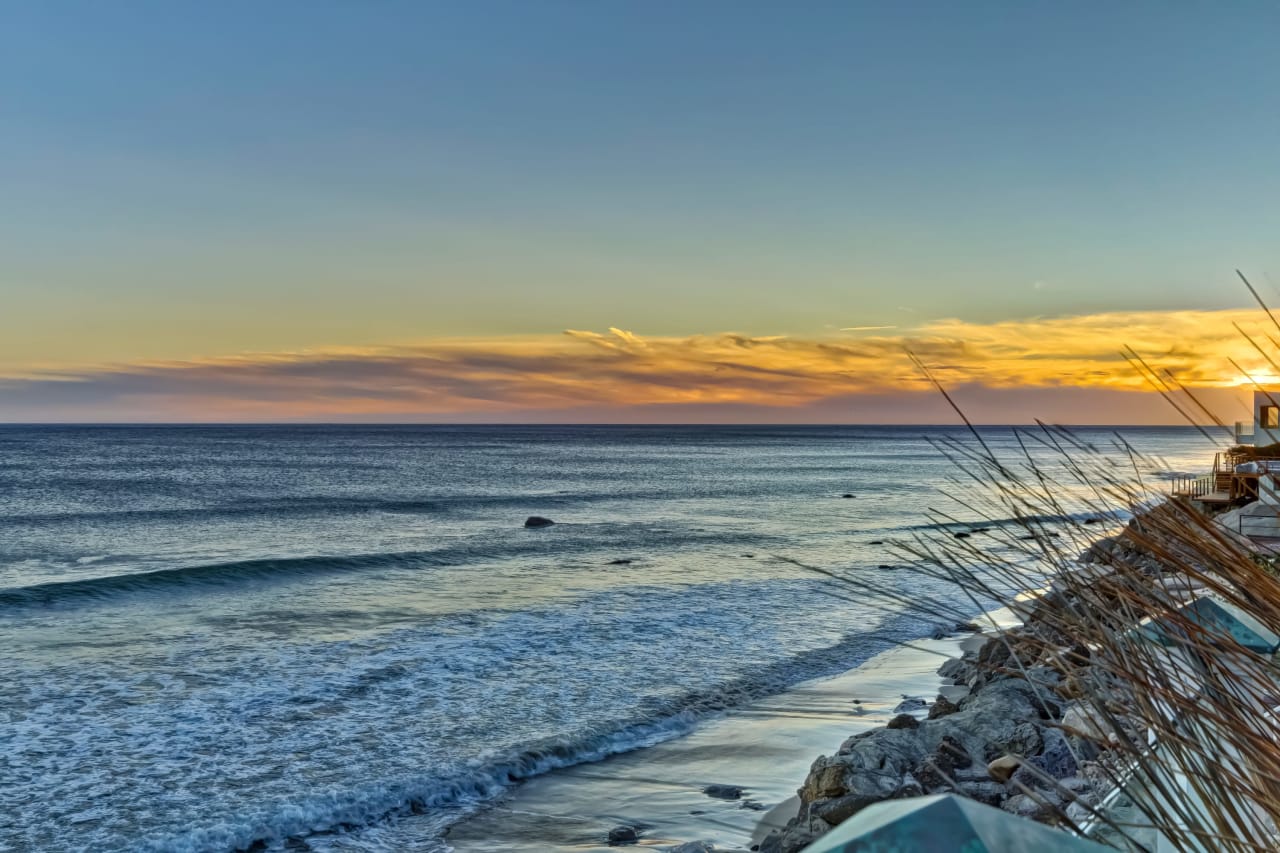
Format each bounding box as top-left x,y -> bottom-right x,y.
608,558 -> 633,565
608,825 -> 640,844
701,784 -> 744,800
523,516 -> 555,528
668,843 -> 717,853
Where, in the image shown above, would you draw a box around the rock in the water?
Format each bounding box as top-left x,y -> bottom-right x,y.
608,825 -> 640,844
868,539 -> 884,545
608,558 -> 633,565
954,531 -> 971,539
893,696 -> 928,714
937,658 -> 970,684
702,784 -> 744,800
886,713 -> 919,730
841,493 -> 855,498
524,516 -> 555,528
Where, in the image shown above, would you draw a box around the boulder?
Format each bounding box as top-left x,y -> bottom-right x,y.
701,784 -> 743,800
1002,791 -> 1061,821
1061,703 -> 1110,741
916,735 -> 971,790
758,814 -> 829,853
958,779 -> 1007,805
524,516 -> 555,528
608,825 -> 640,844
1011,728 -> 1078,790
886,713 -> 919,730
937,658 -> 971,684
927,695 -> 960,719
893,696 -> 928,713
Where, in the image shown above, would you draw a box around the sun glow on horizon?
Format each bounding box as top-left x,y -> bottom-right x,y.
0,307 -> 1270,423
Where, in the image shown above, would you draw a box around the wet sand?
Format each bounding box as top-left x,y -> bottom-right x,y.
447,613 -> 1013,852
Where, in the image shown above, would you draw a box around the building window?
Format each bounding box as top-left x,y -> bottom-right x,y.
1264,405 -> 1280,429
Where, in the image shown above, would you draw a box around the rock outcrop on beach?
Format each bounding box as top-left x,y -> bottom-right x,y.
759,639 -> 1111,852
757,513 -> 1204,853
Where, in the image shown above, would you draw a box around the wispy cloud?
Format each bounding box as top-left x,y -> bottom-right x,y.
0,308 -> 1269,422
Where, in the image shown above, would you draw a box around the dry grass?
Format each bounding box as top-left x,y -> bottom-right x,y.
802,393 -> 1280,848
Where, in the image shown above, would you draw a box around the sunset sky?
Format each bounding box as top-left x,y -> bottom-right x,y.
5,2 -> 1280,423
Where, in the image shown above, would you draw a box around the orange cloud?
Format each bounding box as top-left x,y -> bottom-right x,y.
0,308 -> 1273,422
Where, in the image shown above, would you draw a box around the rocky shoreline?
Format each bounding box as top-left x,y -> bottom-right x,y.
757,512 -> 1204,853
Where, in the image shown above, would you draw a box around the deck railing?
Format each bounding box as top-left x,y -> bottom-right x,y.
1172,473 -> 1216,498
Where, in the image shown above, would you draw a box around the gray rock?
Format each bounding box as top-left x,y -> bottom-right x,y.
782,679 -> 1049,851
1000,722 -> 1044,759
893,696 -> 928,713
937,658 -> 970,684
701,784 -> 743,800
1011,728 -> 1078,789
927,695 -> 960,719
916,735 -> 971,791
1002,791 -> 1061,821
1061,703 -> 1109,741
524,516 -> 555,528
886,713 -> 919,729
608,825 -> 639,844
958,779 -> 1006,805
758,814 -> 828,853
668,843 -> 716,853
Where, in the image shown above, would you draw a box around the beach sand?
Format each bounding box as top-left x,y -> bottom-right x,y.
446,614 -> 1014,852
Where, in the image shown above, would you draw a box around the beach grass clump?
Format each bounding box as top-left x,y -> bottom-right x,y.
814,422 -> 1280,852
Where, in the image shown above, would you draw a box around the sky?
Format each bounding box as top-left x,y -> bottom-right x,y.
4,1 -> 1280,423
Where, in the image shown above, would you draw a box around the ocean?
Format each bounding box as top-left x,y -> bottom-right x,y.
0,424 -> 1214,852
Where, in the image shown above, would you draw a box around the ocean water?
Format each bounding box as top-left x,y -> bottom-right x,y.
0,425 -> 1214,852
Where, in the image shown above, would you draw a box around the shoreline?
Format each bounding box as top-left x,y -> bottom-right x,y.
444,615 -> 1016,852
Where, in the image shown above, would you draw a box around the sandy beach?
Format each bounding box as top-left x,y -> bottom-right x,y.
446,615 -> 1015,852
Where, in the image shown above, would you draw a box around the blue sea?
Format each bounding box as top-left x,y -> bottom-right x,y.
0,425 -> 1214,852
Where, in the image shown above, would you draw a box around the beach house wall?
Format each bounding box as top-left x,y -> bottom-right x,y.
1252,390 -> 1280,446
